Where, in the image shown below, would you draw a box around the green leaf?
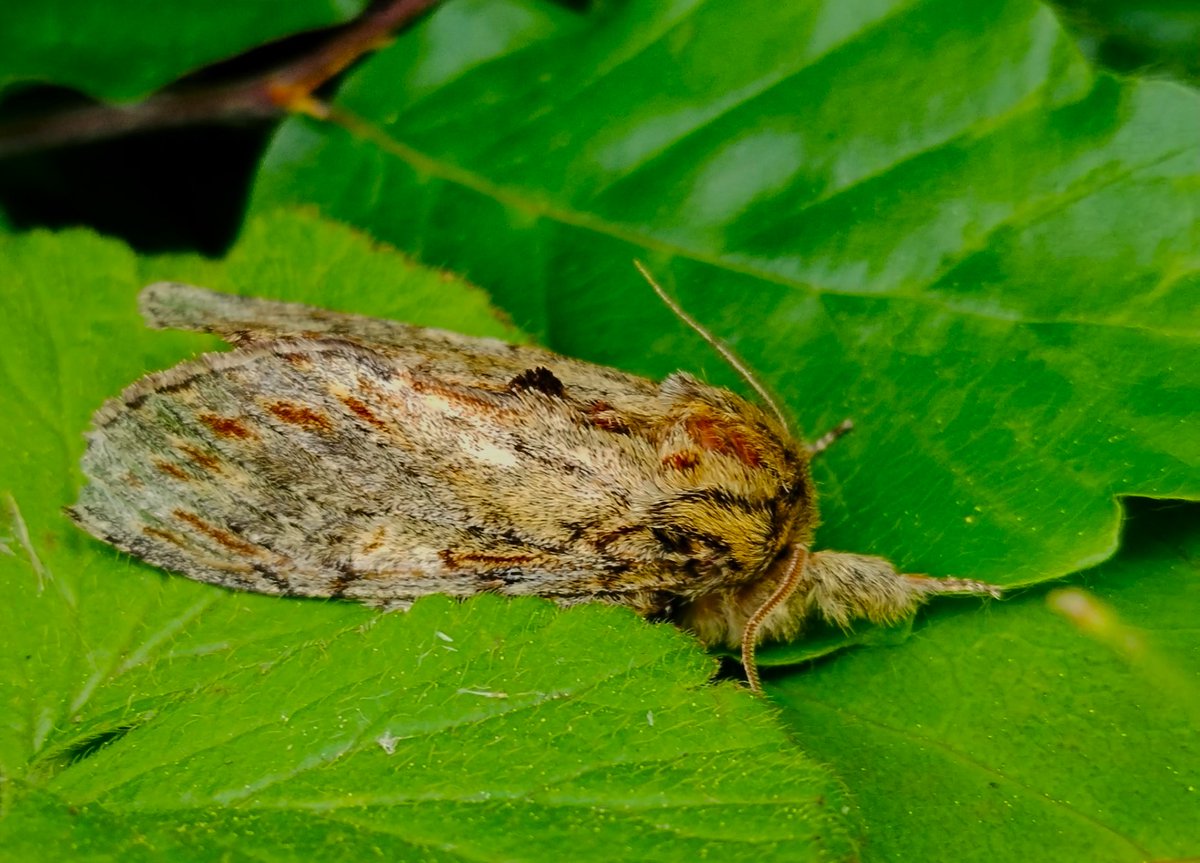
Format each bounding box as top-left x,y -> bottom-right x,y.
7,0 -> 1200,857
771,497 -> 1200,862
0,212 -> 859,862
0,0 -> 367,102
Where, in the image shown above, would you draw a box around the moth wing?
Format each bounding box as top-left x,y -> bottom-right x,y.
139,283 -> 657,400
141,282 -> 499,353
70,335 -> 695,607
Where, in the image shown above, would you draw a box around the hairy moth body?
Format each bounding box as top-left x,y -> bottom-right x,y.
71,283 -> 999,690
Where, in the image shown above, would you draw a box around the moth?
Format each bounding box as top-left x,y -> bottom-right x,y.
71,267 -> 1001,692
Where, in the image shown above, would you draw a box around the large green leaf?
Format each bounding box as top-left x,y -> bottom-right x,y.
5,0 -> 1198,858
242,0 -> 1200,855
0,211 -> 858,861
0,0 -> 367,102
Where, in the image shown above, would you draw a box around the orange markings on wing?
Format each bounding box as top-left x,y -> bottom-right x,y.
684,408 -> 763,468
199,412 -> 256,440
154,459 -> 191,481
358,526 -> 388,554
338,394 -> 390,432
172,509 -> 262,555
267,401 -> 334,434
178,444 -> 223,473
142,525 -> 187,546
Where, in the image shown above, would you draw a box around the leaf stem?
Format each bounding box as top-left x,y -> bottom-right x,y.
0,0 -> 442,159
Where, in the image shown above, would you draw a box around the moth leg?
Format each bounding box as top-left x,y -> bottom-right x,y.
807,419 -> 853,457
801,551 -> 1001,629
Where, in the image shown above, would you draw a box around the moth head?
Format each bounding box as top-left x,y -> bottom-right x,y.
648,373 -> 816,580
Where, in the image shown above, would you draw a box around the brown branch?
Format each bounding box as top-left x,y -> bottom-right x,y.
0,0 -> 442,159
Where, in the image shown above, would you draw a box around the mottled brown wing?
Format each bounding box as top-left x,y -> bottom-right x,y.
139,282 -> 651,401
71,285 -> 810,611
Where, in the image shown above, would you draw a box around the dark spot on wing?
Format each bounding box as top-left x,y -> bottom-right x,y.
509,366 -> 566,399
252,563 -> 292,594
329,564 -> 366,597
651,527 -> 693,555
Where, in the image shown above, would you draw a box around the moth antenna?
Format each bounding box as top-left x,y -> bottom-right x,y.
740,546 -> 809,695
808,418 -> 854,457
633,260 -> 790,431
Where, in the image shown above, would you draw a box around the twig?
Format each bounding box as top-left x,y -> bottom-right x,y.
0,0 -> 442,159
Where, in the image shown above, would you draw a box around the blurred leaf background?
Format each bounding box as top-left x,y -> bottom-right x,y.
1,2 -> 1197,861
